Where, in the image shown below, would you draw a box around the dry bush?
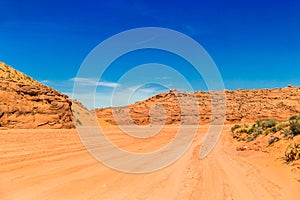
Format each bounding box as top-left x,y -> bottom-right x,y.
285,143 -> 300,162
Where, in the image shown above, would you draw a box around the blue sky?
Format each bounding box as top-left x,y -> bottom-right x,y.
1,0 -> 300,108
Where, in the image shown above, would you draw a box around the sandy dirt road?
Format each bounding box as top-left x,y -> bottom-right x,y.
1,125 -> 299,199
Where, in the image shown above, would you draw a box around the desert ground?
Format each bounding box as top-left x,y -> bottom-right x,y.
1,125 -> 299,200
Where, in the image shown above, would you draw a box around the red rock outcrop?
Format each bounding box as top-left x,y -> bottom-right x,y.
0,62 -> 75,129
95,87 -> 300,125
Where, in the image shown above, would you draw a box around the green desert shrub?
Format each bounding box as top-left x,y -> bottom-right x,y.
256,119 -> 263,127
270,127 -> 277,133
247,135 -> 255,142
262,119 -> 277,129
247,124 -> 258,134
239,128 -> 249,134
285,143 -> 300,162
247,134 -> 258,142
268,137 -> 279,145
276,122 -> 289,131
76,119 -> 82,126
246,128 -> 262,142
290,121 -> 300,136
264,129 -> 271,135
247,127 -> 256,134
231,124 -> 241,132
256,128 -> 263,135
289,115 -> 300,122
283,129 -> 292,138
290,116 -> 297,121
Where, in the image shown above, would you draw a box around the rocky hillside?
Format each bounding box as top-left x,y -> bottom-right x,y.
95,86 -> 300,125
72,100 -> 98,126
0,62 -> 75,129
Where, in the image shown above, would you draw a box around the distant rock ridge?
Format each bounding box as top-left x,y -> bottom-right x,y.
95,86 -> 300,125
0,62 -> 75,129
1,62 -> 299,128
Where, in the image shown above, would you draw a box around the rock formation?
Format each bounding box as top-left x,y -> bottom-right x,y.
0,62 -> 75,129
1,62 -> 299,128
95,87 -> 300,125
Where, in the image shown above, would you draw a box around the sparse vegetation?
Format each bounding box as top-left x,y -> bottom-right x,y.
231,119 -> 276,143
283,129 -> 292,138
262,119 -> 277,129
290,121 -> 300,136
239,128 -> 249,134
268,137 -> 279,145
285,143 -> 300,162
76,119 -> 82,126
231,124 -> 241,132
247,135 -> 256,142
285,115 -> 300,138
232,116 -> 300,142
0,62 -> 35,85
256,119 -> 263,127
289,115 -> 300,122
276,122 -> 289,131
231,115 -> 300,163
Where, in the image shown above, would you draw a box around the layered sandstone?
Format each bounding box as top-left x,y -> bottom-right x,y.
95,87 -> 300,125
0,62 -> 75,129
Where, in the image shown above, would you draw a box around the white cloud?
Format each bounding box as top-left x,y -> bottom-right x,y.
40,78 -> 173,109
40,80 -> 50,84
70,77 -> 120,88
69,83 -> 170,109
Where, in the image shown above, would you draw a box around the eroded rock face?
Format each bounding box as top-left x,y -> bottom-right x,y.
224,87 -> 300,123
95,87 -> 300,125
0,62 -> 75,129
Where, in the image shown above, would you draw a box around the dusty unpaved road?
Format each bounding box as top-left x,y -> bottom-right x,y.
1,125 -> 299,199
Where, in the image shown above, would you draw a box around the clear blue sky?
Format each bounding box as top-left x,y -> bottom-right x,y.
1,0 -> 300,108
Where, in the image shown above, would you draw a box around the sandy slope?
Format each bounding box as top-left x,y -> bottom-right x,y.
1,126 -> 299,200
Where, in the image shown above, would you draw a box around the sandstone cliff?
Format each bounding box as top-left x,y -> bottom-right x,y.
0,62 -> 75,129
95,87 -> 300,125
